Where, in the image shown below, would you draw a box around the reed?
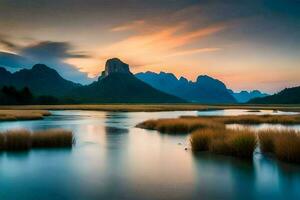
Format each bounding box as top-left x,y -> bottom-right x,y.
137,115 -> 300,134
5,129 -> 31,151
137,118 -> 224,133
273,130 -> 300,163
0,129 -> 74,151
32,129 -> 74,148
190,129 -> 224,151
226,129 -> 257,158
190,128 -> 256,159
258,130 -> 278,153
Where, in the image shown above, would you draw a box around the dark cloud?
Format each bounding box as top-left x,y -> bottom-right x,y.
0,34 -> 20,51
0,40 -> 94,84
20,41 -> 90,61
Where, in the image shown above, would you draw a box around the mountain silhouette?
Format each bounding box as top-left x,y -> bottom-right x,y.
136,71 -> 236,103
249,86 -> 300,104
69,58 -> 185,103
228,90 -> 269,103
0,64 -> 80,97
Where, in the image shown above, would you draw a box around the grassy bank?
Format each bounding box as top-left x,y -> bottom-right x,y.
0,110 -> 51,121
0,129 -> 74,151
137,114 -> 300,133
0,104 -> 299,112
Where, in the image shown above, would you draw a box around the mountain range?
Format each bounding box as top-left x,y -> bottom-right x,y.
0,58 -> 276,104
228,90 -> 269,103
136,71 -> 237,103
249,86 -> 300,104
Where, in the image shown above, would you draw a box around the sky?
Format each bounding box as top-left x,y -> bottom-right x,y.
0,0 -> 299,93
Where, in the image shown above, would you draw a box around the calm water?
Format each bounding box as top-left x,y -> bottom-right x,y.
0,109 -> 299,200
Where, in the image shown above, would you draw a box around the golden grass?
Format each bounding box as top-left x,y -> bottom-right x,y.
258,130 -> 278,153
0,110 -> 51,121
137,118 -> 224,133
190,128 -> 256,159
0,104 -> 299,112
0,129 -> 74,151
32,129 -> 74,148
274,131 -> 300,163
137,114 -> 300,134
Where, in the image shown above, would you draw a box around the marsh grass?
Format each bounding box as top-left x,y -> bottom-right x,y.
0,110 -> 51,121
32,129 -> 74,148
137,114 -> 300,134
137,118 -> 224,133
0,129 -> 74,151
191,128 -> 256,159
258,130 -> 278,153
226,129 -> 256,158
5,129 -> 31,150
274,131 -> 300,163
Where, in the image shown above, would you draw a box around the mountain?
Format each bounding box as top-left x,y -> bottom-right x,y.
0,64 -> 80,97
136,71 -> 236,103
69,58 -> 185,103
228,90 -> 269,103
249,86 -> 300,104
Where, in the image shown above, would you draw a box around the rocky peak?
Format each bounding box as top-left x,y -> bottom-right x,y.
104,58 -> 131,76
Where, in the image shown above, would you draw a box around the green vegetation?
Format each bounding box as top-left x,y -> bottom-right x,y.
0,110 -> 51,121
0,129 -> 74,151
249,86 -> 300,104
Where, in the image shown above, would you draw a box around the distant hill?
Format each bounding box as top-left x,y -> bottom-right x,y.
0,64 -> 80,97
249,86 -> 300,104
69,58 -> 185,103
136,71 -> 236,103
228,90 -> 269,103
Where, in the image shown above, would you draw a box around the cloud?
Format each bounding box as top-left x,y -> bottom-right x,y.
20,41 -> 90,61
101,21 -> 227,68
111,20 -> 145,32
0,34 -> 20,51
0,40 -> 94,84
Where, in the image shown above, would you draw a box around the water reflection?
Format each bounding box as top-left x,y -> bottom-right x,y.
0,110 -> 299,200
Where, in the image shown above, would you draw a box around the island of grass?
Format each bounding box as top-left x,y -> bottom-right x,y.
0,129 -> 74,151
136,114 -> 300,163
0,110 -> 51,121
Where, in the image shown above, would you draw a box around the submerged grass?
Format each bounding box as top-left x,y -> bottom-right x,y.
0,129 -> 74,151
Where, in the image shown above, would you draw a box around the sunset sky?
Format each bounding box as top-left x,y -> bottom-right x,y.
0,0 -> 299,93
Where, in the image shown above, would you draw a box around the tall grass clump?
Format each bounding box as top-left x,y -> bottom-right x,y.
190,128 -> 257,159
273,130 -> 300,164
0,133 -> 5,150
5,129 -> 31,151
258,130 -> 278,153
190,129 -> 224,151
32,129 -> 74,148
226,129 -> 257,158
0,129 -> 74,151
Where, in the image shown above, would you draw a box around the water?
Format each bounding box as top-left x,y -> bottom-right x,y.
0,110 -> 299,200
